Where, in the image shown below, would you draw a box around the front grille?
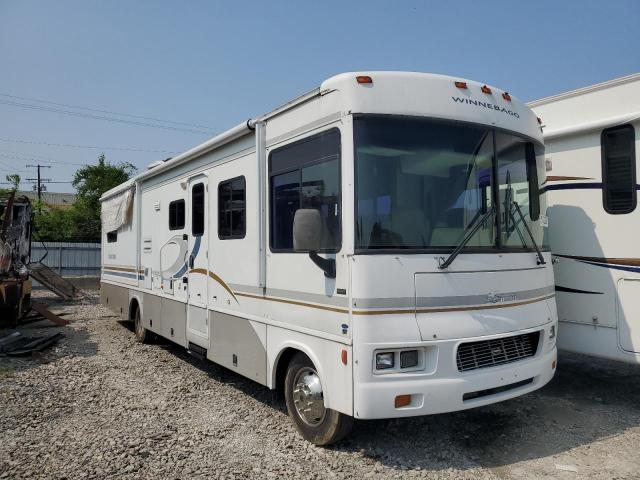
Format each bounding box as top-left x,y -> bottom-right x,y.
456,331 -> 540,372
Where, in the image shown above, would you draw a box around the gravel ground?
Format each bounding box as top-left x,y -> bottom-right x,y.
1,290 -> 639,479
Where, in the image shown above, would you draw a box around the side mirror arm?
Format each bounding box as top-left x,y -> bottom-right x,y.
308,251 -> 336,278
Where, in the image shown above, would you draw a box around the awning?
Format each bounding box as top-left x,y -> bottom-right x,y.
101,187 -> 134,232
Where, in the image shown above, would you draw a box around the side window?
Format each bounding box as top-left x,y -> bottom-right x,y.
168,200 -> 185,230
218,176 -> 246,239
192,183 -> 205,236
107,230 -> 118,243
269,128 -> 341,252
602,124 -> 636,214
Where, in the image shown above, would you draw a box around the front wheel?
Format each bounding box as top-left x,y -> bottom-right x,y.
284,352 -> 353,445
133,306 -> 151,344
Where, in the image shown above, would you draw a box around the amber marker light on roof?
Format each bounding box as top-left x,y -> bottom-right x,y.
356,76 -> 373,84
481,85 -> 492,94
502,92 -> 512,101
454,81 -> 468,89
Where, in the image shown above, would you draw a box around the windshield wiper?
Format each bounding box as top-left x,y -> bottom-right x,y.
438,205 -> 495,270
510,201 -> 546,265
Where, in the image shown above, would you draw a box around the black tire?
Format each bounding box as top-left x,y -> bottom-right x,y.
284,352 -> 353,445
133,305 -> 150,344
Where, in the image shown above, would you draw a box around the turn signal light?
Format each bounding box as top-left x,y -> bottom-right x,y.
454,81 -> 468,89
394,395 -> 412,408
552,360 -> 557,370
502,92 -> 512,101
481,85 -> 492,94
356,75 -> 373,84
341,349 -> 348,365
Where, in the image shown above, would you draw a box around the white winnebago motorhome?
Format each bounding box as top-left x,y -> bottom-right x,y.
530,73 -> 640,364
101,72 -> 558,445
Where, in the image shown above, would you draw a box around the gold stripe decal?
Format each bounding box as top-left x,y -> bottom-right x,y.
542,176 -> 593,185
103,265 -> 554,315
189,268 -> 239,303
555,254 -> 640,267
234,292 -> 348,314
351,293 -> 555,315
232,291 -> 554,316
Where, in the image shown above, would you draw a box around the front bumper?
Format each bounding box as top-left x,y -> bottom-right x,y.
353,330 -> 557,419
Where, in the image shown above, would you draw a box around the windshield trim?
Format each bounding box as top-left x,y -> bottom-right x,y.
352,113 -> 548,255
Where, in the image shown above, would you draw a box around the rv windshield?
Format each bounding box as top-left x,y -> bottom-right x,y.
354,115 -> 547,251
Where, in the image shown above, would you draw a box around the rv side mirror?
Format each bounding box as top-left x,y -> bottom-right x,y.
293,209 -> 336,279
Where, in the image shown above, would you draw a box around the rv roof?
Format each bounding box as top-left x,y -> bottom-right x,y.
528,72 -> 640,108
102,71 -> 537,201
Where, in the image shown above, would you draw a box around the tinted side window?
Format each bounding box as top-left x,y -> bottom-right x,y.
269,129 -> 341,252
192,183 -> 205,236
218,176 -> 246,239
602,124 -> 636,214
107,230 -> 118,243
169,200 -> 185,230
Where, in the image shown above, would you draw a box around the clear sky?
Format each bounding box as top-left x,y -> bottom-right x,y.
1,0 -> 638,193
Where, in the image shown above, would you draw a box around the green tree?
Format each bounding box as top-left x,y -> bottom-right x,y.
31,154 -> 136,242
33,207 -> 76,241
70,154 -> 136,240
5,174 -> 20,191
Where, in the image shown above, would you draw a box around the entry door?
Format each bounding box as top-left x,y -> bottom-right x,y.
186,176 -> 209,347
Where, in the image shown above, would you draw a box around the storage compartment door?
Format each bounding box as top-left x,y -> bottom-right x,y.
209,312 -> 267,385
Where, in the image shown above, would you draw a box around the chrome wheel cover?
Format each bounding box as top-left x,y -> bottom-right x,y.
292,367 -> 326,426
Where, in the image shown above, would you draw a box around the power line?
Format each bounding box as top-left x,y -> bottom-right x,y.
0,180 -> 71,185
0,99 -> 212,135
0,151 -> 89,167
0,92 -> 215,130
0,158 -> 30,174
0,137 -> 177,154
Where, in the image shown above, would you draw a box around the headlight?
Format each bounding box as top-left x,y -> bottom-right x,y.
546,322 -> 557,352
400,350 -> 419,368
375,352 -> 394,370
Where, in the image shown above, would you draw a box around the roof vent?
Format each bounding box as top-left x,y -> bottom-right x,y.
146,160 -> 164,170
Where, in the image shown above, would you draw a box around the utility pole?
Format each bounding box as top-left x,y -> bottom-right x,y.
26,164 -> 52,208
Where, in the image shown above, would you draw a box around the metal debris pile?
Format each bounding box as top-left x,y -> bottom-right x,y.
0,331 -> 63,357
1,190 -> 83,325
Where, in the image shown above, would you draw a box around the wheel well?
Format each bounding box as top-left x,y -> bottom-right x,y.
275,347 -> 304,395
128,298 -> 140,321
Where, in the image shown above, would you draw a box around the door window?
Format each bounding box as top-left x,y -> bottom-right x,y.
192,183 -> 205,236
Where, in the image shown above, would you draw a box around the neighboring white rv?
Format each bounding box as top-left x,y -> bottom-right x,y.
530,73 -> 640,364
101,72 -> 557,445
